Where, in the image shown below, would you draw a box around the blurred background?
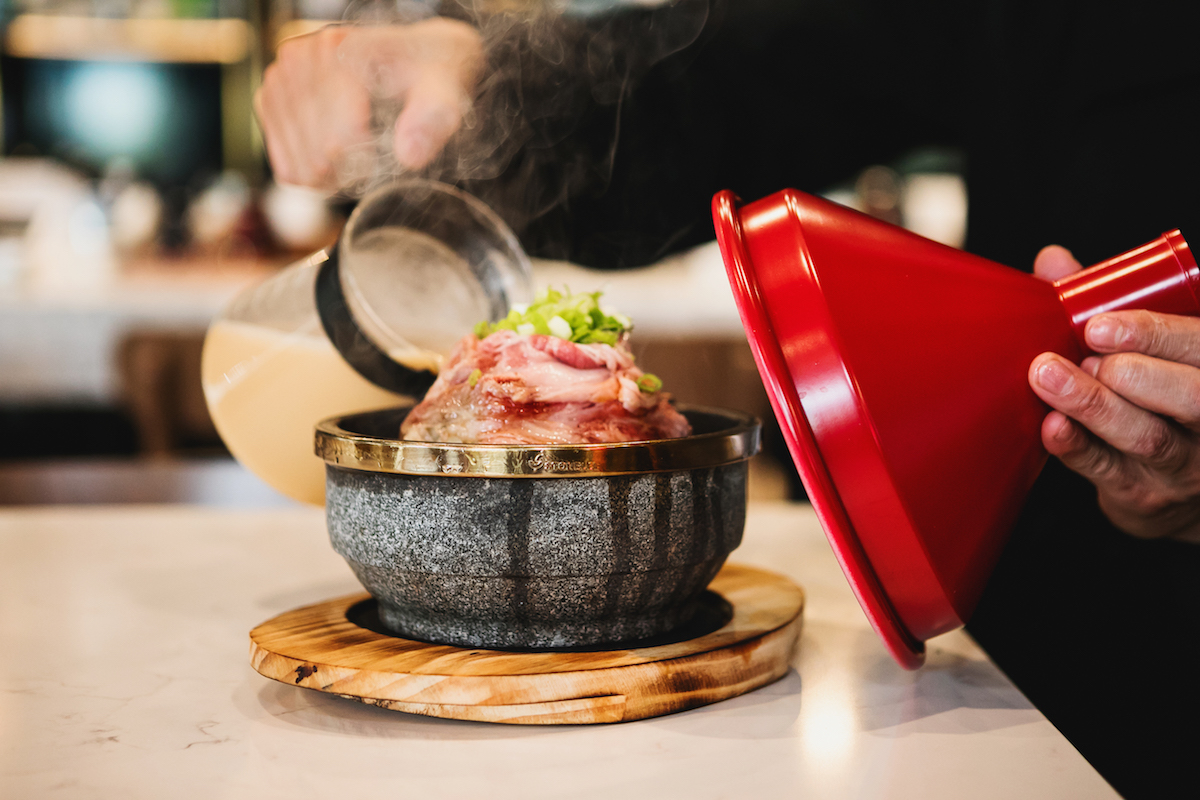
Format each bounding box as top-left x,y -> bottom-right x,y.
0,0 -> 966,504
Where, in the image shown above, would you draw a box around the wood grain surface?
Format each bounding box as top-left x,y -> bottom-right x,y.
249,563 -> 804,724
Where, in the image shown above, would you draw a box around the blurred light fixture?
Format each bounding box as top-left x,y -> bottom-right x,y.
64,63 -> 167,161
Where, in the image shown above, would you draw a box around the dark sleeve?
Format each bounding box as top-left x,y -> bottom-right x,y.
441,0 -> 972,268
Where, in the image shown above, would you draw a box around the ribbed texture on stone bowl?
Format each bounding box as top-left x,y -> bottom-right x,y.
325,463 -> 748,649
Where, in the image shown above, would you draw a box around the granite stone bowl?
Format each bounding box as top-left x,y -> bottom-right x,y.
314,406 -> 761,650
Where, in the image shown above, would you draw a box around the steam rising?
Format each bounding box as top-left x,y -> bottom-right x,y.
332,0 -> 709,242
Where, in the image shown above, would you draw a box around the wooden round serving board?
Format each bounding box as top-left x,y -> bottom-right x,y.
249,563 -> 804,725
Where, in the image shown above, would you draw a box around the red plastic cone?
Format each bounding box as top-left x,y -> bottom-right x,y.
713,188 -> 1197,668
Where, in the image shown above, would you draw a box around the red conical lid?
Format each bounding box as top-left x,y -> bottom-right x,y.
715,189 -> 1199,668
713,189 -> 1074,668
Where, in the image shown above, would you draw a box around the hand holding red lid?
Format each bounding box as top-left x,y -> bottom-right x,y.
1030,245 -> 1200,543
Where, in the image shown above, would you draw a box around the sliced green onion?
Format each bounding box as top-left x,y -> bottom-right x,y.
467,368 -> 482,388
475,286 -> 634,344
637,373 -> 663,393
548,315 -> 572,339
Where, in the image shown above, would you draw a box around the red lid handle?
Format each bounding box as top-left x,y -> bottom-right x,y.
1055,230 -> 1198,351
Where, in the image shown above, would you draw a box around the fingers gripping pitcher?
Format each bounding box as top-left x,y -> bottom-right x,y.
201,180 -> 532,504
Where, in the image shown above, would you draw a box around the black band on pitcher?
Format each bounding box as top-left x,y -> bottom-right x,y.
315,244 -> 437,397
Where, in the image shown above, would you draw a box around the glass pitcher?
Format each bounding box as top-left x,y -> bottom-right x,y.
200,179 -> 532,505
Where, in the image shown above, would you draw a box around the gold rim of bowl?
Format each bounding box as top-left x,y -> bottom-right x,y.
314,405 -> 762,478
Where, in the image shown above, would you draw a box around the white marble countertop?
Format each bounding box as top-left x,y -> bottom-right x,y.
0,501 -> 1115,799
